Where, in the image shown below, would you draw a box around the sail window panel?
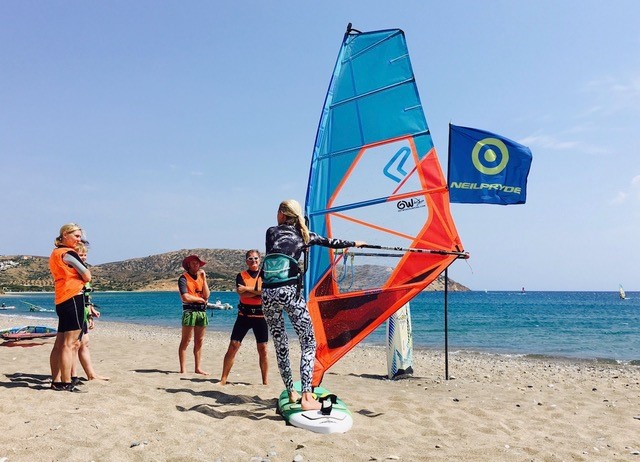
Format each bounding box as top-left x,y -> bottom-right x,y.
328,200 -> 428,254
316,288 -> 411,349
328,139 -> 426,209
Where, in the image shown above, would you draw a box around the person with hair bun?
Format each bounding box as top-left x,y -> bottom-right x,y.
48,223 -> 92,392
262,199 -> 365,410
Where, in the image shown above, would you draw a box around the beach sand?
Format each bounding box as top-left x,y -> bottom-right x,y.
1,316 -> 639,462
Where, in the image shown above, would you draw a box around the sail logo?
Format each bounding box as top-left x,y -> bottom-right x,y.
383,147 -> 411,183
471,137 -> 509,175
450,136 -> 522,195
448,124 -> 532,205
396,197 -> 425,212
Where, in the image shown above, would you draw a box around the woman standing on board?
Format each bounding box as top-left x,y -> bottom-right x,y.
261,199 -> 365,410
49,223 -> 91,392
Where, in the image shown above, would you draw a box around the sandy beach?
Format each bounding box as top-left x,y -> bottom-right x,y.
1,316 -> 639,462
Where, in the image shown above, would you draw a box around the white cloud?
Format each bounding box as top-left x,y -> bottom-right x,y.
581,74 -> 640,116
610,175 -> 640,205
519,133 -> 608,155
519,134 -> 577,150
610,191 -> 628,205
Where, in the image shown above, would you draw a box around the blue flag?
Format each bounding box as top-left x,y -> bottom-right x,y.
448,124 -> 532,205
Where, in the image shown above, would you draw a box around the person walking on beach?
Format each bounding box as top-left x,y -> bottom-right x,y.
49,223 -> 92,392
178,255 -> 210,375
219,250 -> 269,385
71,242 -> 109,383
261,199 -> 365,410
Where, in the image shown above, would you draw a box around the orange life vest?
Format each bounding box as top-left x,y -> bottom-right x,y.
183,272 -> 206,297
49,247 -> 86,305
238,270 -> 262,306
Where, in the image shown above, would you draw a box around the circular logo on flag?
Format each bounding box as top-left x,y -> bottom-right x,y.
472,137 -> 509,175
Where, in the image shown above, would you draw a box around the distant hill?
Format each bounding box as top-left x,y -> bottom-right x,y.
0,250 -> 469,293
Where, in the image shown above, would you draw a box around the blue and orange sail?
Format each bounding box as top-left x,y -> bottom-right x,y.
304,25 -> 466,386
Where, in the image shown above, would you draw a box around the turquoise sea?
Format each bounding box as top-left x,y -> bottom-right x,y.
1,291 -> 638,365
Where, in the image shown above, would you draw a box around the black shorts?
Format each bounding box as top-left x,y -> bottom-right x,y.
230,314 -> 269,344
55,294 -> 85,333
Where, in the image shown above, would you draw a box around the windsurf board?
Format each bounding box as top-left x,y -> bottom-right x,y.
277,382 -> 353,434
386,303 -> 413,379
1,325 -> 57,342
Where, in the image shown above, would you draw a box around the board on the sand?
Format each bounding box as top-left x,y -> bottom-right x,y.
386,303 -> 413,379
277,382 -> 353,434
0,325 -> 57,342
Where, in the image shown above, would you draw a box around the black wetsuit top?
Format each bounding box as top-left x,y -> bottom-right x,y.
264,223 -> 355,260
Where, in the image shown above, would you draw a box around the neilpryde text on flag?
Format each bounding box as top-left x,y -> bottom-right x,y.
447,124 -> 533,205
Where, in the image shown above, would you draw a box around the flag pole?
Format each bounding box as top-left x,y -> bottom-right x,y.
444,122 -> 452,381
444,268 -> 449,380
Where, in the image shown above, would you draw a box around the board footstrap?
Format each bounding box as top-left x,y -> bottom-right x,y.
319,394 -> 338,415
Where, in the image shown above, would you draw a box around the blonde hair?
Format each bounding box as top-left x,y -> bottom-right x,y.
75,242 -> 88,254
279,199 -> 310,244
54,223 -> 82,247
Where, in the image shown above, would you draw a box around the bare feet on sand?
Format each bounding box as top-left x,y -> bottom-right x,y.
88,374 -> 110,381
195,369 -> 210,376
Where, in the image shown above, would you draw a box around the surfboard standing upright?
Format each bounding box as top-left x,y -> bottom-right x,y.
304,25 -> 467,391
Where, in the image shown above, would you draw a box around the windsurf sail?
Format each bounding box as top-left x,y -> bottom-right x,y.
619,284 -> 626,300
304,24 -> 466,386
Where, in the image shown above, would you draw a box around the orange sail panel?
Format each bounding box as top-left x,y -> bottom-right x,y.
304,25 -> 465,386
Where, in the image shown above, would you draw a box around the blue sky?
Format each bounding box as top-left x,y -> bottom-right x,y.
1,1 -> 639,291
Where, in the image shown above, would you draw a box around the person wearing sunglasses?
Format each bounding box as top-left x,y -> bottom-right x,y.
219,249 -> 269,385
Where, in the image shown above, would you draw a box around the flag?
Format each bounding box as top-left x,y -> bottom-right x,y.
448,124 -> 532,205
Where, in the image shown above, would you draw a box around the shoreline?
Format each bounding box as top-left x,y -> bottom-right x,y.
1,316 -> 639,460
2,289 -> 637,295
3,312 -> 640,368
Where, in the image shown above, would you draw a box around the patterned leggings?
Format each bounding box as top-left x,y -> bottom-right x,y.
262,285 -> 316,393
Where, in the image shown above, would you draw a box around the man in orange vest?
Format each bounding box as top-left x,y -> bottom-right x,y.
178,255 -> 210,375
219,249 -> 269,385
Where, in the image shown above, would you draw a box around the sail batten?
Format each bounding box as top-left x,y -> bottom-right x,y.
316,130 -> 431,161
329,77 -> 417,109
305,26 -> 465,386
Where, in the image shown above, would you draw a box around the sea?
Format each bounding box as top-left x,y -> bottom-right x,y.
1,290 -> 639,365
